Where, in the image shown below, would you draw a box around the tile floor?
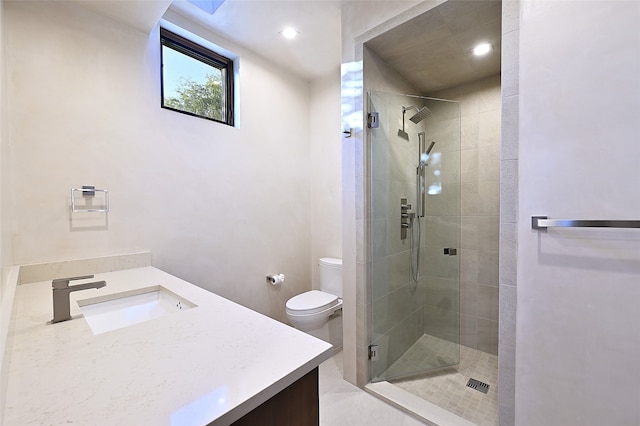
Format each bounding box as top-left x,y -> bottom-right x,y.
320,334 -> 498,426
390,335 -> 498,426
319,351 -> 426,425
376,333 -> 459,381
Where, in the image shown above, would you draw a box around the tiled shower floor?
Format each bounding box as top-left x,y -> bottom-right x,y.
389,334 -> 498,426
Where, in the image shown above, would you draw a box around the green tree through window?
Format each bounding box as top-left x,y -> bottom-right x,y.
164,73 -> 225,122
161,28 -> 234,125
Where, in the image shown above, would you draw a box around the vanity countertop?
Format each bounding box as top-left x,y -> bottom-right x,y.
2,266 -> 333,425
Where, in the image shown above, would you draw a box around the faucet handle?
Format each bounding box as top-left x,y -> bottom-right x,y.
52,275 -> 94,289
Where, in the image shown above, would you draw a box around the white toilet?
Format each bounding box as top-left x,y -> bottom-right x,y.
286,257 -> 343,350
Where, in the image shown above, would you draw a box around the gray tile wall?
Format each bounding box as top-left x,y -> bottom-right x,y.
370,75 -> 502,377
498,0 -> 520,424
429,75 -> 502,356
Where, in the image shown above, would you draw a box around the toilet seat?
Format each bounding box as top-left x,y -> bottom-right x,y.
286,290 -> 339,315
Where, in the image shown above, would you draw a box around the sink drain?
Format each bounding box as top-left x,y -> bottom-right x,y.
466,378 -> 490,394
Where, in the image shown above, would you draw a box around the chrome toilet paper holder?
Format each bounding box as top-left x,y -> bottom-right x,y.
266,274 -> 285,285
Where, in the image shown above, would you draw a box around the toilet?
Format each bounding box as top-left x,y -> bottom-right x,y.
286,257 -> 343,350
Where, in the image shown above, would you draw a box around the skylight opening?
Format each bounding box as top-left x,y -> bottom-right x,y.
187,0 -> 226,14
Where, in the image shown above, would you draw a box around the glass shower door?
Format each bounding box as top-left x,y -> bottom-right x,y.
368,90 -> 461,382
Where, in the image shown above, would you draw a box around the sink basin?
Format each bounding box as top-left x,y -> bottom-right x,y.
78,285 -> 197,335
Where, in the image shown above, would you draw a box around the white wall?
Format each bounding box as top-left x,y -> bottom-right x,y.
0,0 -> 17,417
0,0 -> 9,313
4,0 -> 318,322
310,70 -> 342,289
517,1 -> 640,424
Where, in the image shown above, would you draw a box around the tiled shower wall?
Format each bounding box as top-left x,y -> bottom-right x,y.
430,75 -> 501,355
368,74 -> 501,380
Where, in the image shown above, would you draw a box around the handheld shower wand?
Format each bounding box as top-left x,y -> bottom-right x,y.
410,135 -> 436,285
416,134 -> 436,217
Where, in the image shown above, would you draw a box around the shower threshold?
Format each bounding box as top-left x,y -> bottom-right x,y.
365,381 -> 475,426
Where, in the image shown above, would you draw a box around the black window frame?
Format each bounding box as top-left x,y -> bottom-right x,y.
160,28 -> 234,126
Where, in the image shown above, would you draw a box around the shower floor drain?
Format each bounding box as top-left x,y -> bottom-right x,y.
466,378 -> 490,394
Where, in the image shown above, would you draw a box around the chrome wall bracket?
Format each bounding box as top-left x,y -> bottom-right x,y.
367,112 -> 379,128
368,344 -> 379,361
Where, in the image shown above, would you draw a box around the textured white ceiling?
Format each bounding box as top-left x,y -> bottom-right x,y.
77,0 -> 173,34
75,0 -> 501,88
169,0 -> 343,81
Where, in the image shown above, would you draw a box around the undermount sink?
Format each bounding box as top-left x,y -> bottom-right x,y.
78,285 -> 197,335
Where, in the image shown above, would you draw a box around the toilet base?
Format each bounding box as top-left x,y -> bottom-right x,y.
304,311 -> 343,352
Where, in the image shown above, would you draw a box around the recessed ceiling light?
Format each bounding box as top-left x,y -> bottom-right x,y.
281,27 -> 299,40
473,42 -> 492,56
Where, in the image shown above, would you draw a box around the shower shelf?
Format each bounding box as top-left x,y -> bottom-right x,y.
531,216 -> 640,230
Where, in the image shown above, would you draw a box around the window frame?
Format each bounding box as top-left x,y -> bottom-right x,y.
160,28 -> 234,126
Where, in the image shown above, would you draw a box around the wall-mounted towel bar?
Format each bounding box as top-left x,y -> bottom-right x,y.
71,186 -> 109,213
531,216 -> 640,230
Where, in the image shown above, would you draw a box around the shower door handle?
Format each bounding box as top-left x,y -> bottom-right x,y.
443,248 -> 457,256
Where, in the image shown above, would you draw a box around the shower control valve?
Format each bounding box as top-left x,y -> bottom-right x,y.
401,197 -> 413,240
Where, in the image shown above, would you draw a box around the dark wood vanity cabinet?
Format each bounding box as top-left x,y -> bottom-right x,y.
231,367 -> 319,426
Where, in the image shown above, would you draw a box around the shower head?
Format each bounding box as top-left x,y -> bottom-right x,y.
409,106 -> 431,124
402,105 -> 431,124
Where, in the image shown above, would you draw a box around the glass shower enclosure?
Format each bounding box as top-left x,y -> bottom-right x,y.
368,91 -> 461,382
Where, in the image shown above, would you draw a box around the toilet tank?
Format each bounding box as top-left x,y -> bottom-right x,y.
319,257 -> 342,298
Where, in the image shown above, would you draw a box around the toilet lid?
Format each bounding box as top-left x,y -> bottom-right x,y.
286,290 -> 339,314
319,257 -> 342,268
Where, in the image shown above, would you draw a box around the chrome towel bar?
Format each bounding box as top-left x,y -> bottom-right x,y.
531,216 -> 640,230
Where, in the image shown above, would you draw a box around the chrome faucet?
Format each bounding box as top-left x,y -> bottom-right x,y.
52,275 -> 106,323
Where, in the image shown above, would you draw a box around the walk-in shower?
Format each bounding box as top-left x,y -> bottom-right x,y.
355,0 -> 503,424
367,82 -> 501,425
368,91 -> 461,383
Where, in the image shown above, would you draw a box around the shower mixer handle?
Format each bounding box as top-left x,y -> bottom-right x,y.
401,198 -> 413,240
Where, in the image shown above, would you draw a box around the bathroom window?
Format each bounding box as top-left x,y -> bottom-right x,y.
160,28 -> 234,126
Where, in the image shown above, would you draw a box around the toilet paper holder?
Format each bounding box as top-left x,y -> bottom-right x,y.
266,273 -> 285,285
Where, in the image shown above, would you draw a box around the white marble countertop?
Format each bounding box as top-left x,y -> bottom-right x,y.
3,266 -> 333,425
